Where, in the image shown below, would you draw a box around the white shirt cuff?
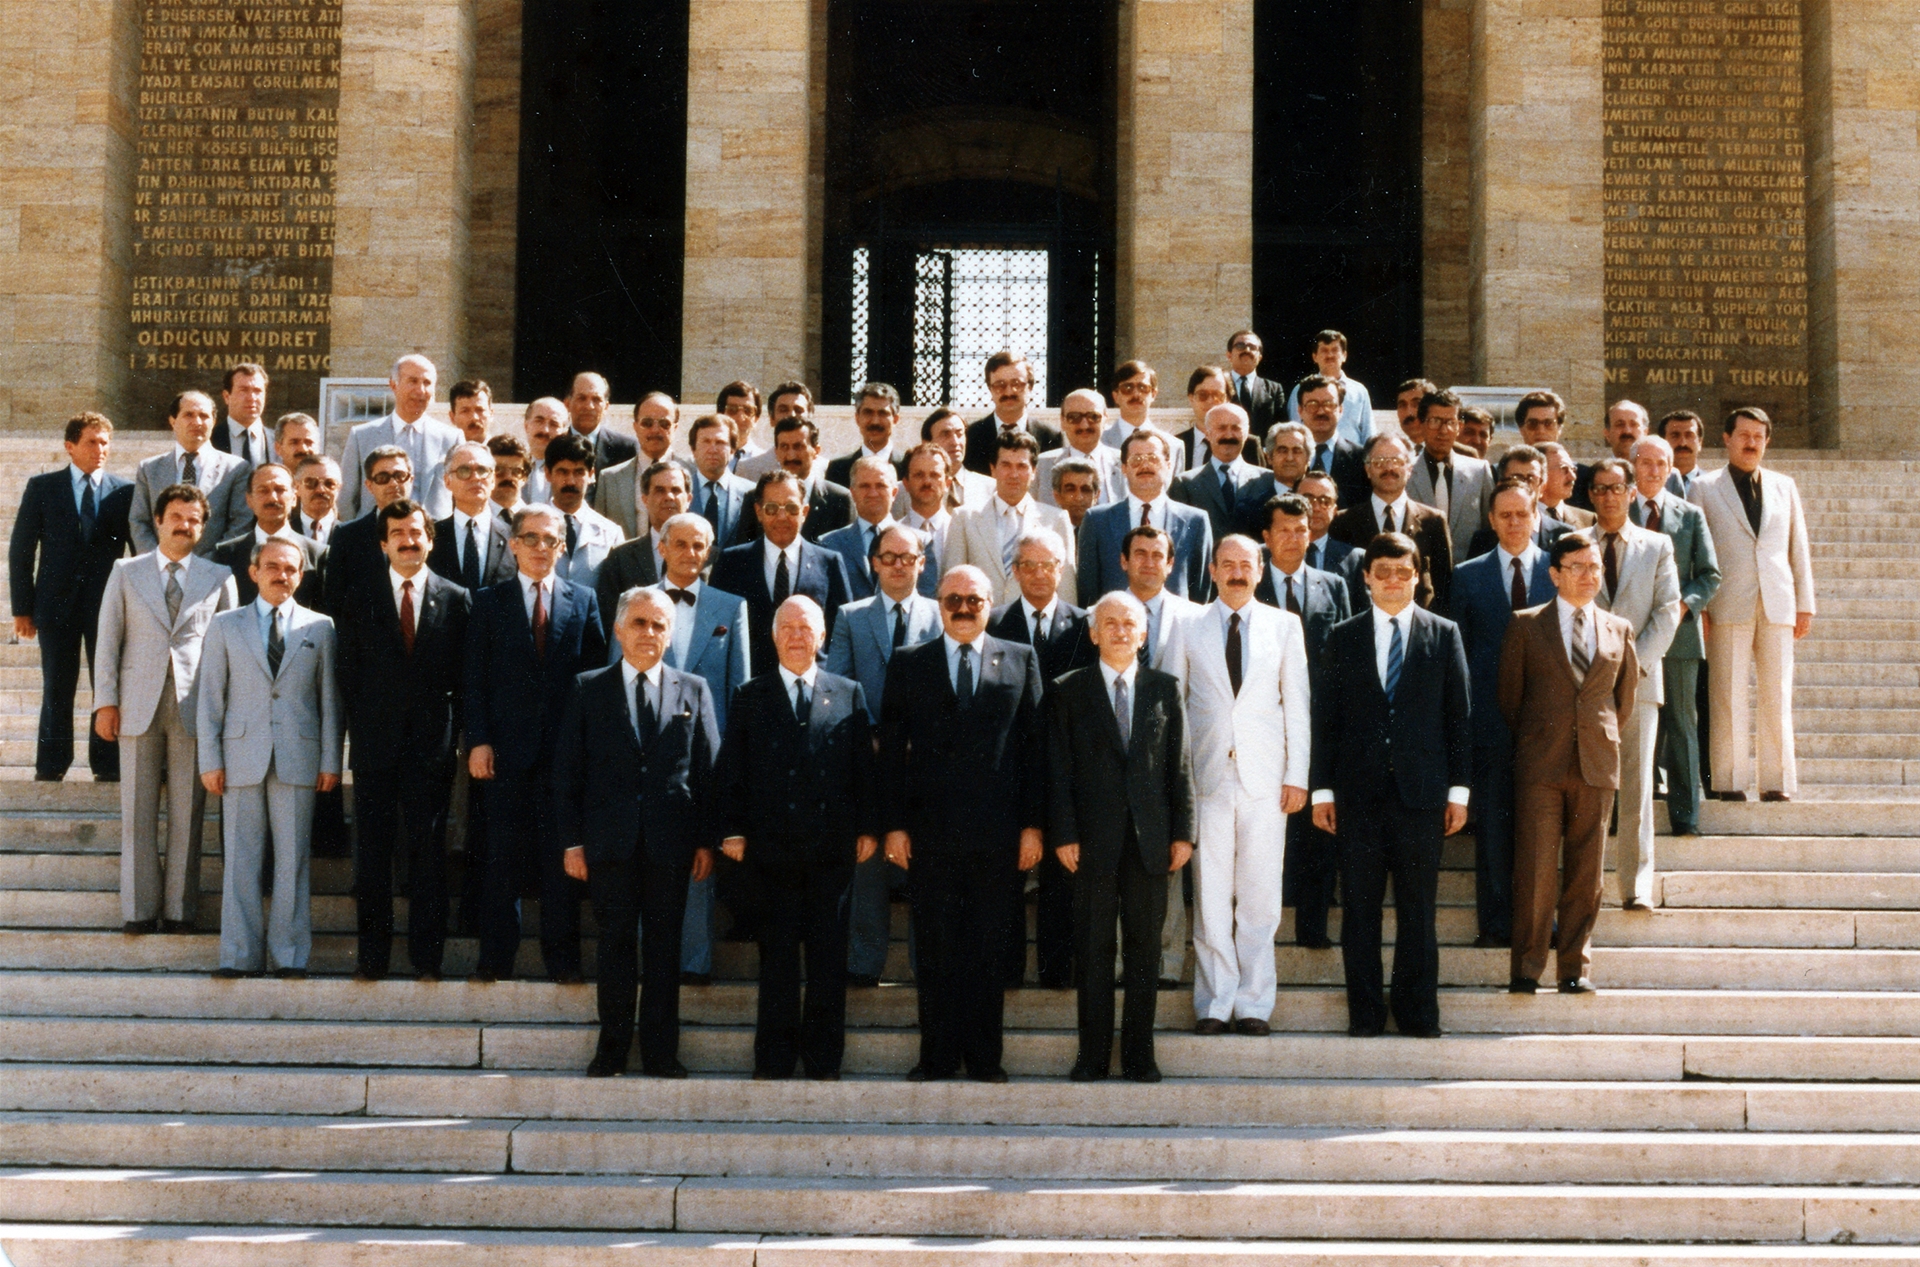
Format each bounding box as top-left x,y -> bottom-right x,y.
1310,789 -> 1334,806
1448,786 -> 1470,807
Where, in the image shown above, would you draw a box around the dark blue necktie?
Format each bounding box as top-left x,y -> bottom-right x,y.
79,477 -> 96,543
955,643 -> 974,707
1384,617 -> 1403,702
461,519 -> 482,591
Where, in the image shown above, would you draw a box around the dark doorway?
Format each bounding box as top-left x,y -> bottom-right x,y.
1252,0 -> 1423,394
822,0 -> 1115,407
513,0 -> 687,402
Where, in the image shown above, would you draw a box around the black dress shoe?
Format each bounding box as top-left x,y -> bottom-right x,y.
1760,790 -> 1791,803
1714,790 -> 1749,802
1509,977 -> 1538,994
1668,824 -> 1700,837
1559,977 -> 1595,994
643,1061 -> 690,1079
969,1066 -> 1009,1084
352,969 -> 386,983
32,772 -> 63,783
1400,1025 -> 1445,1039
1036,976 -> 1070,991
1193,1018 -> 1229,1036
159,919 -> 195,935
1347,1022 -> 1386,1038
807,1069 -> 842,1082
469,971 -> 499,984
122,919 -> 158,936
751,1068 -> 787,1081
415,971 -> 443,984
1122,1064 -> 1163,1083
1295,936 -> 1334,950
550,971 -> 586,985
1068,1062 -> 1109,1082
681,971 -> 712,987
585,1052 -> 626,1078
1471,933 -> 1510,949
1622,899 -> 1653,912
210,967 -> 249,980
847,974 -> 881,988
1232,1017 -> 1271,1037
274,968 -> 307,980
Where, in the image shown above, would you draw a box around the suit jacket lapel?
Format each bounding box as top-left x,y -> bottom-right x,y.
682,591 -> 717,670
131,560 -> 174,630
865,601 -> 891,662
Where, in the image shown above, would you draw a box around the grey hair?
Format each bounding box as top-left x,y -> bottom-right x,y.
1630,434 -> 1674,464
1266,421 -> 1311,454
510,503 -> 563,537
615,585 -> 673,629
1609,399 -> 1651,426
775,594 -> 826,633
446,440 -> 492,470
249,537 -> 307,570
1011,527 -> 1066,563
1049,457 -> 1097,491
390,353 -> 435,382
660,511 -> 714,544
1091,589 -> 1147,626
850,455 -> 898,485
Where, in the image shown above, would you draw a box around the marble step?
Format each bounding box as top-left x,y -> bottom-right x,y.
1663,872 -> 1920,909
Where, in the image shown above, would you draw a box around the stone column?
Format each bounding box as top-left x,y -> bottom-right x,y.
681,0 -> 813,402
0,0 -> 140,428
1468,0 -> 1604,426
1114,0 -> 1253,383
329,0 -> 477,379
1805,0 -> 1920,454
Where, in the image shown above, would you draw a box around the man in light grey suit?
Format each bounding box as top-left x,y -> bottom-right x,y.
95,484 -> 239,934
130,391 -> 252,557
1405,389 -> 1495,562
1581,459 -> 1682,909
1171,403 -> 1264,543
336,355 -> 463,521
823,523 -> 941,985
197,538 -> 342,978
642,511 -> 752,984
1631,435 -> 1720,836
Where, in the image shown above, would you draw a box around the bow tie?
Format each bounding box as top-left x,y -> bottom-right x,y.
667,587 -> 697,606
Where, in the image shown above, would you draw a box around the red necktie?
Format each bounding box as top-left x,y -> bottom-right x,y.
400,579 -> 416,654
1645,499 -> 1662,534
532,581 -> 549,658
1139,501 -> 1151,528
1510,558 -> 1527,611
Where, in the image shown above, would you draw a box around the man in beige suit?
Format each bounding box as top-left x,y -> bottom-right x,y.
1499,535 -> 1638,995
1688,407 -> 1814,802
942,429 -> 1076,607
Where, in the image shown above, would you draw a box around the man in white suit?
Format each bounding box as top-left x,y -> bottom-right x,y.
94,484 -> 239,934
941,429 -> 1077,608
130,391 -> 252,556
1689,407 -> 1816,801
1581,459 -> 1683,909
1171,535 -> 1310,1034
197,538 -> 342,978
1036,389 -> 1125,510
1405,389 -> 1495,562
336,355 -> 463,521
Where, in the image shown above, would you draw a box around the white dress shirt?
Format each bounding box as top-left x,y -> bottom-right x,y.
1126,493 -> 1172,530
1022,597 -> 1058,641
389,566 -> 425,619
777,662 -> 819,717
903,506 -> 950,538
1098,657 -> 1138,725
763,537 -> 802,596
156,549 -> 193,583
620,658 -> 664,742
305,512 -> 337,545
518,571 -> 554,624
1370,493 -> 1414,535
226,420 -> 268,466
995,495 -> 1035,553
172,443 -> 207,483
1557,595 -> 1598,667
944,632 -> 986,692
1499,543 -> 1539,600
253,594 -> 294,656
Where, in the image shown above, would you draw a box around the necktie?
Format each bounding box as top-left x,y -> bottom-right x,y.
1645,499 -> 1662,534
399,579 -> 416,654
1235,374 -> 1250,410
1226,610 -> 1243,696
1511,557 -> 1527,611
1307,541 -> 1321,570
563,514 -> 579,577
773,550 -> 791,605
668,587 -> 696,605
1139,501 -> 1151,529
1429,460 -> 1450,515
862,524 -> 876,580
532,582 -> 548,658
891,602 -> 906,648
1384,616 -> 1403,702
1285,574 -> 1301,617
1030,608 -> 1046,647
462,519 -> 482,591
1380,504 -> 1396,536
1112,673 -> 1130,748
1311,444 -> 1328,473
181,452 -> 197,485
703,481 -> 723,534
955,642 -> 974,707
792,677 -> 811,725
266,607 -> 284,677
164,562 -> 183,623
1570,606 -> 1591,682
240,429 -> 255,467
1603,532 -> 1620,599
1218,462 -> 1235,504
79,477 -> 96,543
634,673 -> 655,744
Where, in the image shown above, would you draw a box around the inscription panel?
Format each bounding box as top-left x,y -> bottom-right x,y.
1602,0 -> 1808,438
127,0 -> 341,422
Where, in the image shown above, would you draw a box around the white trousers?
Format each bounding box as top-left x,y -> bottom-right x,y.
1707,605 -> 1797,797
1612,697 -> 1662,906
1192,769 -> 1286,1023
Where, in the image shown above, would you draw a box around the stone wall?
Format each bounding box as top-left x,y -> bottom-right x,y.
465,0 -> 522,397
1423,0 -> 1472,389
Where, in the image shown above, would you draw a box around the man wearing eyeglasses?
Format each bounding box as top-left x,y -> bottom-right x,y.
710,469 -> 853,681
289,455 -> 342,545
464,503 -> 608,984
1499,535 -> 1638,996
1076,428 -> 1213,605
964,352 -> 1062,476
486,436 -> 531,516
1294,375 -> 1371,510
593,393 -> 687,538
322,446 -> 417,617
1037,389 -> 1125,510
1224,329 -> 1286,441
1327,433 -> 1455,617
1405,389 -> 1495,563
428,441 -> 515,593
879,565 -> 1045,1082
819,458 -> 932,601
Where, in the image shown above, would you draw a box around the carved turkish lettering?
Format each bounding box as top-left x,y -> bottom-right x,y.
126,0 -> 340,419
1602,0 -> 1809,435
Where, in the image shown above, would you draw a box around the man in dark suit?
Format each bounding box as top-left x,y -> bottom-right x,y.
464,503 -> 608,983
733,416 -> 853,544
824,383 -> 909,487
209,464 -> 325,607
718,596 -> 877,1079
594,462 -> 690,634
1499,535 -> 1638,994
428,441 -> 516,593
964,351 -> 1062,475
1463,445 -> 1570,560
562,371 -> 641,471
1296,471 -> 1357,575
1048,590 -> 1196,1081
880,565 -> 1046,1082
9,412 -> 133,782
1328,433 -> 1455,616
1310,534 -> 1472,1038
710,470 -> 853,677
322,446 -> 416,618
1451,481 -> 1556,948
337,501 -> 471,981
555,586 -> 717,1078
208,362 -> 271,467
1252,492 -> 1351,948
988,526 -> 1096,988
1295,375 -> 1370,509
1225,328 -> 1287,441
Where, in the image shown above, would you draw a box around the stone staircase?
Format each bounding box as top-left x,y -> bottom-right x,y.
0,437 -> 1918,1263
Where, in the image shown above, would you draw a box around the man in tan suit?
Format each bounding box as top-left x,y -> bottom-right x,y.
1687,407 -> 1815,801
1499,535 -> 1638,995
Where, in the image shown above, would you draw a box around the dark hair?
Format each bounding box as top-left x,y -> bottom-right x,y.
543,432 -> 597,474
773,414 -> 821,448
1497,444 -> 1545,478
768,380 -> 813,414
1590,456 -> 1634,486
153,482 -> 210,522
754,468 -> 804,500
905,441 -> 951,475
687,413 -> 732,448
487,433 -> 530,463
1723,406 -> 1772,437
984,351 -> 1033,386
1121,525 -> 1171,558
1363,531 -> 1419,568
1227,329 -> 1260,352
1261,493 -> 1310,534
1112,359 -> 1157,392
1295,373 -> 1345,404
169,390 -> 212,418
855,382 -> 901,411
377,497 -> 435,541
639,459 -> 687,495
1362,432 -> 1409,460
449,379 -> 491,406
1417,388 -> 1462,421
1659,409 -> 1704,440
1397,377 -> 1438,400
716,380 -> 761,415
1186,364 -> 1229,395
273,411 -> 316,440
1313,329 -> 1349,353
992,428 -> 1041,464
247,461 -> 292,492
1550,533 -> 1599,568
1516,389 -> 1566,426
1489,477 -> 1538,513
64,412 -> 112,445
221,362 -> 269,391
920,407 -> 961,441
363,444 -> 410,480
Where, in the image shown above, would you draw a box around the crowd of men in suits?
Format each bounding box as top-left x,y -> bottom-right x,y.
7,327 -> 1817,1081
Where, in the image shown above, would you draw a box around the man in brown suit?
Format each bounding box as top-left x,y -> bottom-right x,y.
1498,535 -> 1638,995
